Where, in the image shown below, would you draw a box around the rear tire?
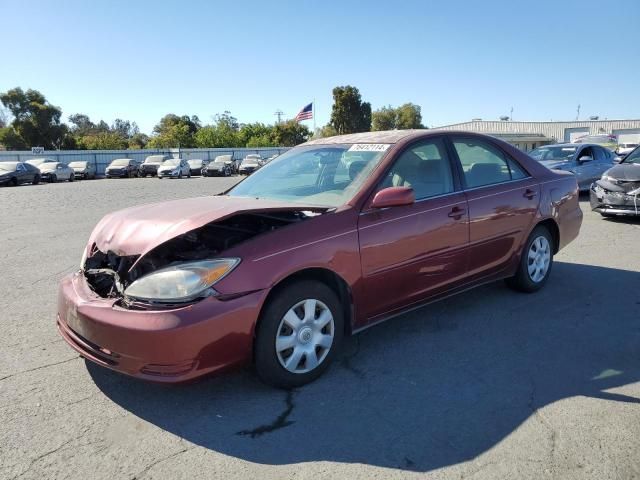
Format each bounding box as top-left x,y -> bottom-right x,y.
254,280 -> 344,389
10,177 -> 18,187
506,225 -> 554,293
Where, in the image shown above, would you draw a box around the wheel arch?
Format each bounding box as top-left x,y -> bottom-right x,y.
535,217 -> 560,254
255,267 -> 355,341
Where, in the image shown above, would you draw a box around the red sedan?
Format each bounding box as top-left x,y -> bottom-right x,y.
57,130 -> 582,388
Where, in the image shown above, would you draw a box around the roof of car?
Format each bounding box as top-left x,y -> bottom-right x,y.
304,129 -> 428,145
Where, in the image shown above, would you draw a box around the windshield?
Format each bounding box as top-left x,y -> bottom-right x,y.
162,159 -> 180,166
623,148 -> 640,164
228,144 -> 389,207
529,146 -> 576,161
27,158 -> 49,166
575,135 -> 615,145
110,159 -> 130,167
68,161 -> 87,168
0,162 -> 17,172
41,163 -> 60,170
187,159 -> 202,165
144,156 -> 164,164
214,155 -> 231,163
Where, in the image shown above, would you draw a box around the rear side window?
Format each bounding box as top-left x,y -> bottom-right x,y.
453,138 -> 528,188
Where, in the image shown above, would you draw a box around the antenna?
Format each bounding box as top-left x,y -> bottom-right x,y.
274,110 -> 284,124
510,106 -> 513,121
576,104 -> 581,121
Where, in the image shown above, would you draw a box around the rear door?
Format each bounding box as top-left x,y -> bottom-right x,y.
450,136 -> 539,281
358,137 -> 470,321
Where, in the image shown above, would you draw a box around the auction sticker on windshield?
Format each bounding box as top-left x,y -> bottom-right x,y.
348,144 -> 391,152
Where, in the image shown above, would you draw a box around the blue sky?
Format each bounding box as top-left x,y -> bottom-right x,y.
2,0 -> 639,134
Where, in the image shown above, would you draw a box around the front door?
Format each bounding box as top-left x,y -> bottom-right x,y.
358,137 -> 470,321
450,136 -> 540,280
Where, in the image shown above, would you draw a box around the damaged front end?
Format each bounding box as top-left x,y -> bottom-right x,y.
590,178 -> 640,216
82,210 -> 321,309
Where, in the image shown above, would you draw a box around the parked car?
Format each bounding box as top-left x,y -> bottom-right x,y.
186,159 -> 207,176
105,158 -> 139,178
239,154 -> 263,175
157,158 -> 191,179
0,161 -> 41,186
25,157 -> 57,168
262,154 -> 279,165
572,134 -> 618,151
39,162 -> 75,182
68,160 -> 97,179
139,155 -> 169,177
57,130 -> 582,388
203,155 -> 233,176
590,146 -> 640,217
616,143 -> 639,158
528,143 -> 615,190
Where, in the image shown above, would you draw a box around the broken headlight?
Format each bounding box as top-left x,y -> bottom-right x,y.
124,258 -> 240,303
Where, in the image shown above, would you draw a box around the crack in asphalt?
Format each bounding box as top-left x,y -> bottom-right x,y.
130,446 -> 195,480
0,355 -> 79,382
30,264 -> 77,286
236,390 -> 296,438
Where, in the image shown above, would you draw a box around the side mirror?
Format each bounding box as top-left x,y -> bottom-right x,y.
371,186 -> 415,209
578,156 -> 593,163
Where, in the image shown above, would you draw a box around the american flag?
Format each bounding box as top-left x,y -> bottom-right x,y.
295,103 -> 313,122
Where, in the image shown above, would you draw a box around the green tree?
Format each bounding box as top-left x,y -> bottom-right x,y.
148,114 -> 201,148
273,120 -> 311,146
0,87 -> 71,148
371,105 -> 397,131
78,132 -> 128,150
0,126 -> 27,149
329,85 -> 371,134
372,103 -> 424,131
128,133 -> 149,149
395,103 -> 423,129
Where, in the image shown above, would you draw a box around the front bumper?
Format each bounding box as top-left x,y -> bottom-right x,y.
57,271 -> 266,382
157,170 -> 180,178
204,169 -> 225,176
590,183 -> 640,216
239,167 -> 257,174
105,170 -> 128,178
140,166 -> 158,176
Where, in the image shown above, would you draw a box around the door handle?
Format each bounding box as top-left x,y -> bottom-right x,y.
448,206 -> 467,219
523,189 -> 537,199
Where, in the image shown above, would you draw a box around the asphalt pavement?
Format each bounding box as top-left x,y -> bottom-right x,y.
1,177 -> 639,480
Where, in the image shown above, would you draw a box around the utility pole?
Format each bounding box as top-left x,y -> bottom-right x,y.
274,110 -> 284,124
576,104 -> 580,121
510,106 -> 514,121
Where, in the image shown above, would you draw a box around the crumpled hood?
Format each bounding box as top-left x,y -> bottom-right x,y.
540,160 -> 572,171
604,163 -> 640,182
87,195 -> 327,258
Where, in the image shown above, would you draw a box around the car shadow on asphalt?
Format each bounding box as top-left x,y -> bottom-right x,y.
88,262 -> 640,472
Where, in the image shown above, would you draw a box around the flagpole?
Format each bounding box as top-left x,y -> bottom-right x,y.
313,98 -> 316,134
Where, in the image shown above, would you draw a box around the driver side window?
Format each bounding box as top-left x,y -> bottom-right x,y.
381,138 -> 455,200
578,147 -> 593,160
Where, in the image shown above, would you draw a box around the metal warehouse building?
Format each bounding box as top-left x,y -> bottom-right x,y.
432,119 -> 640,151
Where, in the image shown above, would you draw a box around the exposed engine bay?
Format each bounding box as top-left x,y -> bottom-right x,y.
83,210 -> 318,303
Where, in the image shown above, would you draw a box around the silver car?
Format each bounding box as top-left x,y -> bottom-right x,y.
38,162 -> 75,183
529,143 -> 616,191
157,158 -> 191,179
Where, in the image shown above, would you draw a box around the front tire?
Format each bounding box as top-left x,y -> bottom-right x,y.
506,225 -> 554,293
33,174 -> 40,185
68,174 -> 74,182
255,281 -> 344,389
